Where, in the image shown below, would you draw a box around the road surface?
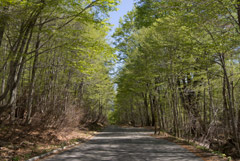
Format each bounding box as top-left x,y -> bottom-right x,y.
43,126 -> 203,161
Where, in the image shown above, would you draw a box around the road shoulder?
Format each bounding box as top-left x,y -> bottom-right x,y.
151,133 -> 230,161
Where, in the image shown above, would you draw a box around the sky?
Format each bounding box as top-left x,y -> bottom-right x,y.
107,0 -> 135,78
107,0 -> 135,42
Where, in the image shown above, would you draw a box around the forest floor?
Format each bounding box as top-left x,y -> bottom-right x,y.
152,132 -> 239,161
0,123 -> 103,161
1,124 -> 239,161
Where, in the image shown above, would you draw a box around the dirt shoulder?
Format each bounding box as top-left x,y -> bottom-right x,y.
0,124 -> 101,161
152,132 -> 237,161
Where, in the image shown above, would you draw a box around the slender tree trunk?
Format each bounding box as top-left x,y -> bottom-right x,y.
1,59 -> 6,105
9,55 -> 25,121
160,103 -> 165,130
143,92 -> 150,126
223,77 -> 230,131
0,7 -> 39,114
203,88 -> 206,132
149,93 -> 155,126
10,87 -> 17,122
156,104 -> 161,133
220,53 -> 240,153
138,105 -> 144,127
174,85 -> 179,137
236,0 -> 240,30
150,94 -> 157,133
26,37 -> 41,124
0,7 -> 8,47
64,70 -> 72,111
207,76 -> 213,124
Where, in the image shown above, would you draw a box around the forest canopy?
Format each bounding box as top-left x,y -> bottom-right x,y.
0,0 -> 119,126
1,0 -> 240,159
111,0 -> 240,157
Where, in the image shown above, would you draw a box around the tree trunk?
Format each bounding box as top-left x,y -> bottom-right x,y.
236,0 -> 240,30
203,88 -> 206,132
207,74 -> 213,124
138,105 -> 144,127
223,77 -> 230,131
220,53 -> 240,153
143,92 -> 150,126
0,7 -> 8,47
1,59 -> 6,105
149,93 -> 155,127
26,40 -> 40,124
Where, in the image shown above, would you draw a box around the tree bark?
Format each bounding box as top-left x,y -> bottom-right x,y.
143,92 -> 150,126
26,27 -> 41,124
219,53 -> 240,153
149,93 -> 155,127
0,6 -> 8,47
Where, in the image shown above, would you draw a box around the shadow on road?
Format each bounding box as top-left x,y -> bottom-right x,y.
44,126 -> 203,161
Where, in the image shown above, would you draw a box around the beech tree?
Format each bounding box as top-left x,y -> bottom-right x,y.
113,0 -> 240,157
0,0 -> 118,126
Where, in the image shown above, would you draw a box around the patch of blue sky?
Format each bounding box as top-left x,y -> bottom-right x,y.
107,0 -> 135,44
107,0 -> 135,81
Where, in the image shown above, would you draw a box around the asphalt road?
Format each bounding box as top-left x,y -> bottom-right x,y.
43,126 -> 203,161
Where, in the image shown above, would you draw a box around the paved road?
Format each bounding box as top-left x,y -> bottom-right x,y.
43,126 -> 203,161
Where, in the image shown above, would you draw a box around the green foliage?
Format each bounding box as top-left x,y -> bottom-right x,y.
12,156 -> 20,161
0,0 -> 120,128
111,0 -> 240,157
108,110 -> 118,124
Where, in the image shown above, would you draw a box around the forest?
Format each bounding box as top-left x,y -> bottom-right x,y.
0,0 -> 118,126
111,0 -> 240,158
1,0 -> 240,160
0,1 -> 118,160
